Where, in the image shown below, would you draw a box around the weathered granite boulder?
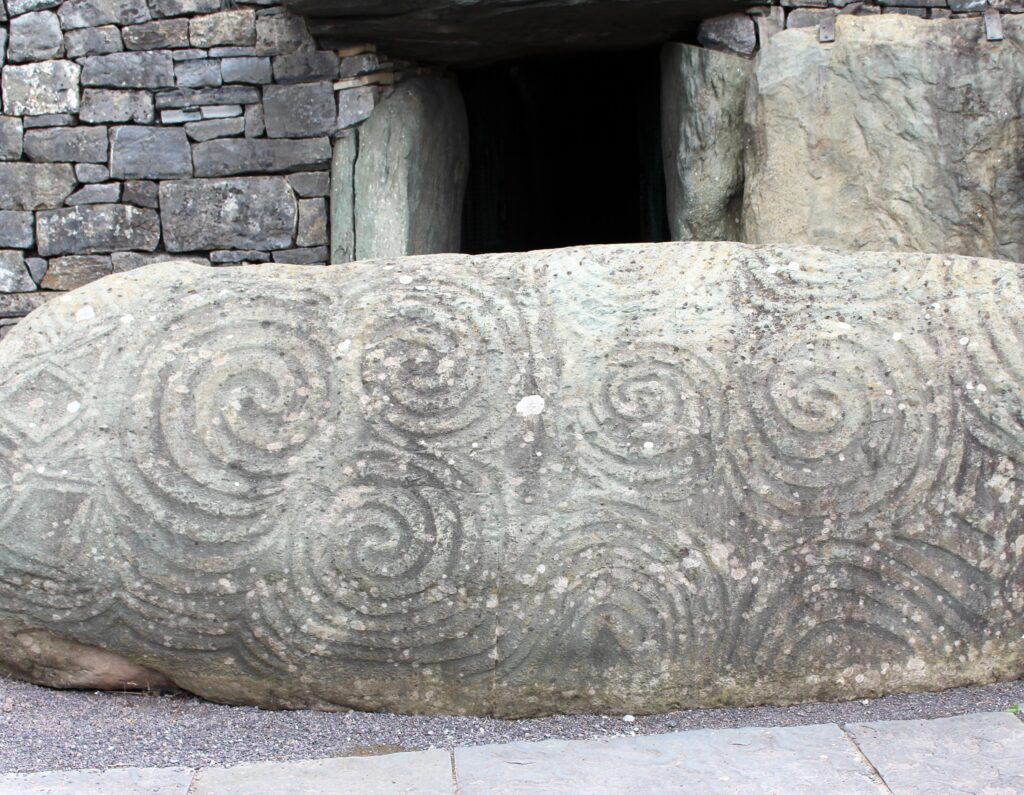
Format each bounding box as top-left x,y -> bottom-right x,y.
0,242 -> 1022,716
661,43 -> 749,242
349,76 -> 468,261
743,15 -> 1024,263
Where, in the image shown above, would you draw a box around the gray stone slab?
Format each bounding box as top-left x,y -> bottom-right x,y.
847,712 -> 1024,795
263,81 -> 336,138
190,751 -> 453,794
456,725 -> 882,794
0,766 -> 193,794
1,61 -> 80,115
79,51 -> 174,89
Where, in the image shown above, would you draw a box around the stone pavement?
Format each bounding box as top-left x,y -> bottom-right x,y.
0,711 -> 1021,794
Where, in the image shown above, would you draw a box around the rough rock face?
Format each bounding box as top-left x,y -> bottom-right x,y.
292,0 -> 750,63
349,76 -> 468,261
0,242 -> 1022,717
743,15 -> 1024,263
661,43 -> 750,242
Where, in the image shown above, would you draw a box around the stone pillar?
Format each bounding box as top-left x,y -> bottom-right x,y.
661,43 -> 751,242
337,75 -> 469,261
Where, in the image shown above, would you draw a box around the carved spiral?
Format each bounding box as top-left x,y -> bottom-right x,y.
727,319 -> 954,530
577,343 -> 725,500
109,295 -> 335,581
951,279 -> 1024,463
497,506 -> 726,690
246,450 -> 494,675
356,274 -> 525,450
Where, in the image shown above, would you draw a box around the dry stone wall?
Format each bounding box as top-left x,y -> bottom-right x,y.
0,0 -> 401,341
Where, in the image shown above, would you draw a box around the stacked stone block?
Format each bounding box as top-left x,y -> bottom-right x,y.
698,0 -> 1022,55
0,0 -> 395,338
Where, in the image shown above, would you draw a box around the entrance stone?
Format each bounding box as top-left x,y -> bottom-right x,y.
0,242 -> 1021,716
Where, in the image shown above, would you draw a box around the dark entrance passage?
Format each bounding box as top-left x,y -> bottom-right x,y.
458,48 -> 670,255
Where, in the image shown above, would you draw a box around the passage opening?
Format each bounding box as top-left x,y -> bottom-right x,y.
458,47 -> 670,255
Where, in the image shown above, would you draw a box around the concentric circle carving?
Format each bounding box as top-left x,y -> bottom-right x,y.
577,342 -> 725,499
727,319 -> 955,530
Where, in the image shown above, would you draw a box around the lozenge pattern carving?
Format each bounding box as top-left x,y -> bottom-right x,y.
0,243 -> 1021,717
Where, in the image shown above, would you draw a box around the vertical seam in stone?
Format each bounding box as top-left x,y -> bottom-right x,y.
838,724 -> 895,794
351,127 -> 361,261
449,749 -> 459,794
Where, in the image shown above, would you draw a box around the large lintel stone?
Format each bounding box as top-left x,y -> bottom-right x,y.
0,242 -> 1021,716
36,203 -> 160,255
159,176 -> 296,251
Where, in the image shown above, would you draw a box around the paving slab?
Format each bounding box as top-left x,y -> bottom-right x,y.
847,711 -> 1024,795
189,749 -> 454,794
454,723 -> 884,794
0,766 -> 193,794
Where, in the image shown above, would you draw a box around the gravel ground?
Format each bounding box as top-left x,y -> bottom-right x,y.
1,676 -> 1022,774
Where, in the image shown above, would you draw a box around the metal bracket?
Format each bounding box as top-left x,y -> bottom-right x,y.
819,16 -> 836,44
984,8 -> 1004,41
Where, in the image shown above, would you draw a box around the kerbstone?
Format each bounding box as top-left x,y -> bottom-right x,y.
160,176 -> 296,250
35,203 -> 160,255
661,43 -> 749,242
6,11 -> 64,63
743,15 -> 1024,262
0,162 -> 75,209
354,76 -> 468,259
109,125 -> 192,179
23,126 -> 108,163
455,725 -> 880,793
846,713 -> 1024,794
2,61 -> 80,115
1,242 -> 1022,716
